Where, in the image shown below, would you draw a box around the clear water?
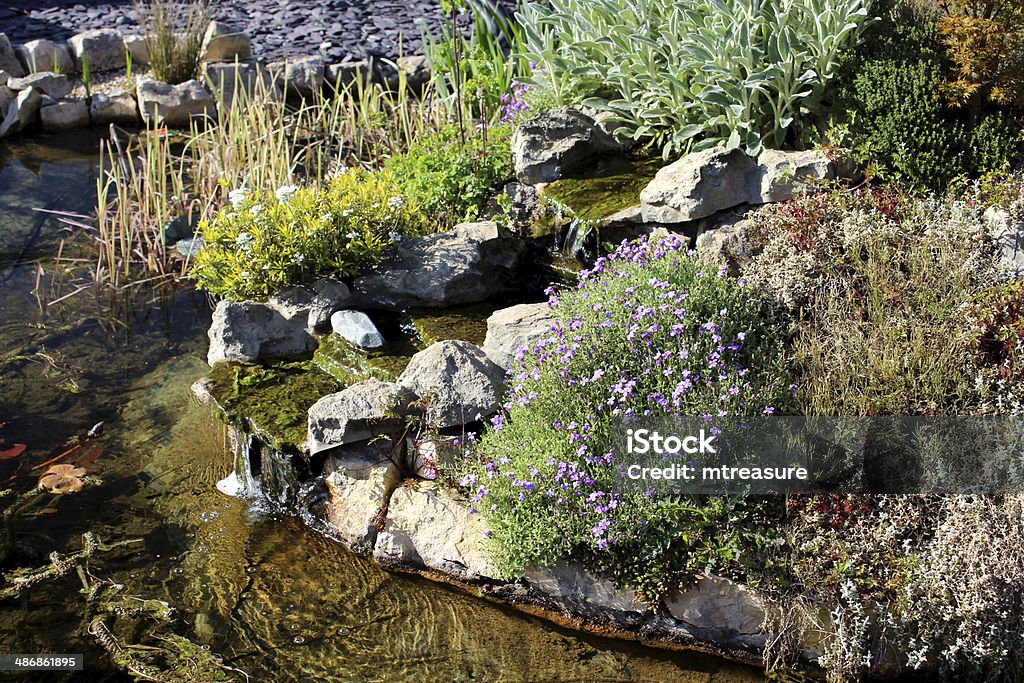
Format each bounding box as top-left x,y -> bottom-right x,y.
0,132 -> 765,682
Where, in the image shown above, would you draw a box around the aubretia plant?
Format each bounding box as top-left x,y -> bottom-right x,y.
191,170 -> 428,300
462,235 -> 795,598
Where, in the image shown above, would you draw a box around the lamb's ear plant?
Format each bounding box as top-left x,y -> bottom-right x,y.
517,0 -> 873,158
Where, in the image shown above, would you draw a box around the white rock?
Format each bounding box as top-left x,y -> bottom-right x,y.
324,450 -> 400,551
512,107 -> 625,184
524,562 -> 644,614
15,40 -> 74,75
663,575 -> 765,634
136,78 -> 216,128
482,302 -> 557,370
984,207 -> 1024,278
330,310 -> 385,350
0,86 -> 43,138
40,99 -> 89,132
68,29 -> 126,73
206,299 -> 316,365
754,149 -> 834,203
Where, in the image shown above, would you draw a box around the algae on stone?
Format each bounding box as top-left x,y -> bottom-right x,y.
313,333 -> 408,384
540,157 -> 662,222
408,304 -> 494,348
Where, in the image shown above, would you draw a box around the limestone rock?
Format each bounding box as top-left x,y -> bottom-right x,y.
137,78 -> 216,128
204,60 -> 271,108
0,34 -> 24,78
352,221 -> 525,309
695,208 -> 758,274
15,40 -> 73,75
663,576 -> 765,635
40,99 -> 89,132
374,482 -> 497,580
68,29 -> 126,73
640,147 -> 757,223
200,21 -> 252,63
122,35 -> 150,66
89,91 -> 139,126
307,379 -> 415,454
754,149 -> 834,203
8,72 -> 72,99
512,107 -> 625,184
397,340 -> 505,428
269,55 -> 324,98
206,299 -> 316,365
984,207 -> 1024,278
482,302 -> 556,370
0,86 -> 43,138
330,310 -> 385,350
324,450 -> 399,552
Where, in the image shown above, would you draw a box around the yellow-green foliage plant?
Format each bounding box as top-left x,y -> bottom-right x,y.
191,169 -> 428,300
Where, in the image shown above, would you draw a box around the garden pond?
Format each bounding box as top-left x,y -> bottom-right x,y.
0,131 -> 765,681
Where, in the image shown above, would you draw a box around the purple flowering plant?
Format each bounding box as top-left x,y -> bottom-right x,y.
461,234 -> 795,594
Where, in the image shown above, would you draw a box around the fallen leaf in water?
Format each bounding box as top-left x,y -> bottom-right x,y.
0,444 -> 26,460
38,464 -> 87,494
72,440 -> 104,469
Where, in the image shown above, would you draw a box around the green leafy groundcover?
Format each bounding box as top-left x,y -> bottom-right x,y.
461,235 -> 796,602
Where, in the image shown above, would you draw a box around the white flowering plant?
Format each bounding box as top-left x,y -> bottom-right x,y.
191,170 -> 428,300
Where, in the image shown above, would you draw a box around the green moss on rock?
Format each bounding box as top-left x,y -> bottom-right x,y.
541,157 -> 662,222
312,333 -> 408,383
408,304 -> 493,348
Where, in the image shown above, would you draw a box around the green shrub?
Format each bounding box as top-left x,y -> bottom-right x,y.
191,170 -> 428,300
460,235 -> 794,599
384,124 -> 512,226
517,0 -> 872,157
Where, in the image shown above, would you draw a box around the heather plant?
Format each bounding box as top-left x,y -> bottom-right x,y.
462,235 -> 795,598
516,0 -> 872,157
191,169 -> 428,300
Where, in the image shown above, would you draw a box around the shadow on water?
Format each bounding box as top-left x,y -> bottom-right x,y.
0,131 -> 767,681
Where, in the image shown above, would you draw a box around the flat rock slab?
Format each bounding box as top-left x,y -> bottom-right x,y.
307,378 -> 416,454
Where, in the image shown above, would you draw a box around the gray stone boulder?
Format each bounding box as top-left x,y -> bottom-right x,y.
984,207 -> 1024,278
482,302 -> 556,370
15,40 -> 73,75
640,147 -> 757,223
0,86 -> 42,138
68,29 -> 126,72
40,99 -> 89,132
206,299 -> 316,365
330,310 -> 385,350
326,60 -> 371,91
270,55 -> 324,98
200,21 -> 252,63
352,221 -> 525,309
307,379 -> 416,454
754,149 -> 834,203
396,55 -> 430,90
663,576 -> 766,638
0,34 -> 24,78
122,35 -> 150,66
89,91 -> 139,126
0,70 -> 8,88
137,78 -> 216,128
204,60 -> 271,108
512,107 -> 625,184
524,562 -> 645,614
374,482 -> 498,580
397,340 -> 506,427
267,278 -> 351,333
695,208 -> 758,274
8,72 -> 72,99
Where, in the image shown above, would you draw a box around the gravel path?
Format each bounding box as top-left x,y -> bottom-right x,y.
0,1 -> 509,63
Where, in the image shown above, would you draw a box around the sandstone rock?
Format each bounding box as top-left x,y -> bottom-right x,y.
307,379 -> 415,454
68,29 -> 126,73
397,340 -> 505,428
40,99 -> 89,132
270,55 -> 324,98
352,221 -> 525,309
89,91 -> 139,126
8,72 -> 72,99
396,54 -> 430,90
200,21 -> 252,63
482,302 -> 556,370
324,449 -> 399,552
640,147 -> 757,223
754,149 -> 834,203
524,562 -> 644,614
206,299 -> 316,365
512,107 -> 625,184
330,310 -> 385,350
984,207 -> 1024,278
137,78 -> 216,128
374,482 -> 497,580
663,576 -> 765,635
695,208 -> 757,274
204,60 -> 271,108
122,35 -> 150,66
266,279 -> 351,333
15,40 -> 73,75
0,86 -> 42,138
0,34 -> 24,78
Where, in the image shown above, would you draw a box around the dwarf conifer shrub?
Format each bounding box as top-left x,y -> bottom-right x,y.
462,236 -> 794,598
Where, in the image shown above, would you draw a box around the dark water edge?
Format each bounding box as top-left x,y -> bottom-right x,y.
0,131 -> 768,682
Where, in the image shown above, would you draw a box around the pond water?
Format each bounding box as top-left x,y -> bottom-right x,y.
0,132 -> 766,682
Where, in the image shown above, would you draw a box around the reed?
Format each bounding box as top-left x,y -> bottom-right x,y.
134,0 -> 214,85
